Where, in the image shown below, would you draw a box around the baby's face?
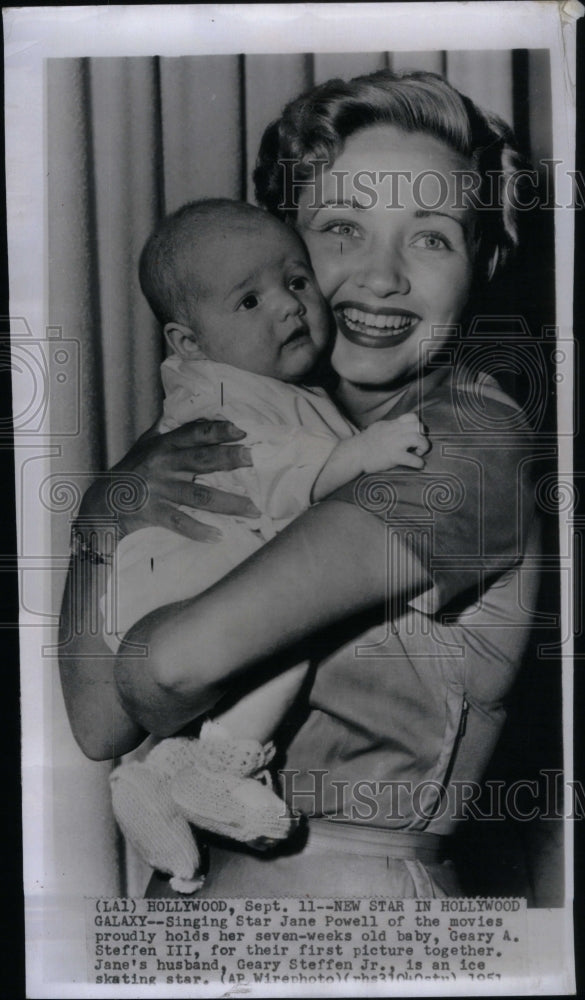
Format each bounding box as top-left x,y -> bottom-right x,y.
187,220 -> 330,382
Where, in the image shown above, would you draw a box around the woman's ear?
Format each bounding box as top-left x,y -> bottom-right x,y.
164,322 -> 207,360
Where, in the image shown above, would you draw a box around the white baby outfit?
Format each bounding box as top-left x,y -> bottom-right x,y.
103,356 -> 355,650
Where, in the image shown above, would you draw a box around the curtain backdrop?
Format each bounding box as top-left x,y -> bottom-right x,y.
46,51 -> 553,896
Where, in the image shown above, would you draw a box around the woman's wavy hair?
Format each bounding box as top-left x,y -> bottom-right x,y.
254,70 -> 526,283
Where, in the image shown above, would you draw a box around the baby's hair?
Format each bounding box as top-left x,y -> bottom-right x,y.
254,70 -> 526,281
139,198 -> 275,327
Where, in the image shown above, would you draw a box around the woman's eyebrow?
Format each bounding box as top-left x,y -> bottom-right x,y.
414,208 -> 468,234
309,198 -> 369,215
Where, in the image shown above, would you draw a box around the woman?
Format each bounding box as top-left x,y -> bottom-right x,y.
60,70 -> 540,897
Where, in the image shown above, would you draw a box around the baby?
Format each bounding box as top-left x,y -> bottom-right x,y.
108,199 -> 428,891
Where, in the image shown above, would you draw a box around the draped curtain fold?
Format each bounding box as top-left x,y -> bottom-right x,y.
46,50 -> 552,896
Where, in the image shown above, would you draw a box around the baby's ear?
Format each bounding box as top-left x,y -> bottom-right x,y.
164,322 -> 206,360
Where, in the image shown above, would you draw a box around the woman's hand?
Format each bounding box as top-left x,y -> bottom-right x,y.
79,419 -> 260,542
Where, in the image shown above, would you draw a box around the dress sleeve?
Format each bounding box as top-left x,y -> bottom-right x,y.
329,392 -> 537,614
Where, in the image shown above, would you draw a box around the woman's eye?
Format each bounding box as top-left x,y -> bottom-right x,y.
238,294 -> 259,310
325,221 -> 360,238
411,232 -> 451,250
289,276 -> 309,291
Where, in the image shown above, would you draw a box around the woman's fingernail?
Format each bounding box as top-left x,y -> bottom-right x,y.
202,527 -> 223,542
227,423 -> 246,439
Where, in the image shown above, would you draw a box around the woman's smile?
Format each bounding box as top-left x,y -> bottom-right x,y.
335,302 -> 421,349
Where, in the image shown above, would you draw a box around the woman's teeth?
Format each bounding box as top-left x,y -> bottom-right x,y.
342,307 -> 415,333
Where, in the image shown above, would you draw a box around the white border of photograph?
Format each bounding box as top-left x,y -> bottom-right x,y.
4,3 -> 581,997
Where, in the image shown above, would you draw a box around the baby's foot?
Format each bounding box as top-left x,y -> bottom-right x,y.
171,763 -> 296,844
110,761 -> 204,893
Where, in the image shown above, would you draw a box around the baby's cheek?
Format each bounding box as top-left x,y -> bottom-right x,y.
309,254 -> 344,302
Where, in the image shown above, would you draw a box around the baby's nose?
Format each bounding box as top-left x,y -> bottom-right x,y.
276,289 -> 305,321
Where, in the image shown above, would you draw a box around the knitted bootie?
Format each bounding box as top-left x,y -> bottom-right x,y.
110,738 -> 206,893
187,720 -> 274,776
170,720 -> 296,843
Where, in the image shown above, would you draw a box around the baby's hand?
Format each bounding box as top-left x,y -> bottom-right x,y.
312,413 -> 429,500
358,412 -> 429,472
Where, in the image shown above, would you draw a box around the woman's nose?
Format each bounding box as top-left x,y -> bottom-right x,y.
355,246 -> 410,297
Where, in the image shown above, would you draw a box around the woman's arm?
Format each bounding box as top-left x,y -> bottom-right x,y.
59,418 -> 256,760
59,554 -> 147,760
115,500 -> 430,736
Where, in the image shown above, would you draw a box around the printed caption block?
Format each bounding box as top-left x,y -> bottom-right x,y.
86,896 -> 527,988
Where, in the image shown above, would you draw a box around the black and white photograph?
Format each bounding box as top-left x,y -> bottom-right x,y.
4,3 -> 580,995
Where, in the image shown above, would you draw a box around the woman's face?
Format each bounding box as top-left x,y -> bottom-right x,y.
296,124 -> 477,388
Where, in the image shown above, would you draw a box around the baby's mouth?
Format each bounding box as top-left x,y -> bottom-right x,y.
335,303 -> 420,348
283,322 -> 311,347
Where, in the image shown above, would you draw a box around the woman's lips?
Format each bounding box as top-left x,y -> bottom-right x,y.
334,302 -> 420,349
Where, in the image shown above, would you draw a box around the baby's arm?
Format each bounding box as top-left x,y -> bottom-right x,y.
312,412 -> 429,501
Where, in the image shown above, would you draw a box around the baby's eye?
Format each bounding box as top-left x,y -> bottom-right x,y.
289,275 -> 310,291
411,232 -> 451,251
238,294 -> 259,311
